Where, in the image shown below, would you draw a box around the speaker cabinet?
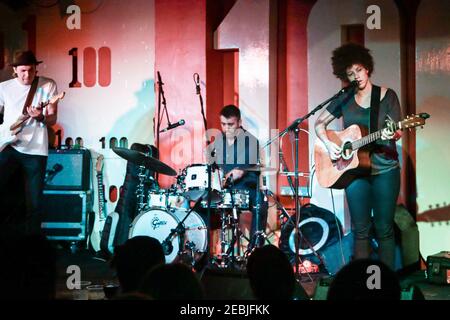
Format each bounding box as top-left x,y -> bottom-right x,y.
44,148 -> 91,190
41,190 -> 92,241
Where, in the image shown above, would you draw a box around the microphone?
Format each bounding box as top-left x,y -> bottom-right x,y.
45,163 -> 63,183
194,73 -> 200,95
224,173 -> 233,187
339,80 -> 358,94
161,239 -> 173,255
160,119 -> 185,133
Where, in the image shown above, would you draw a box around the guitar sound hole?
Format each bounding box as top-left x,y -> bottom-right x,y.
342,142 -> 353,159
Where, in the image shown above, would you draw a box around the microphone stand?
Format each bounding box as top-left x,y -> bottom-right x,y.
262,87 -> 352,282
194,73 -> 214,268
161,193 -> 206,264
194,73 -> 210,145
156,71 -> 171,152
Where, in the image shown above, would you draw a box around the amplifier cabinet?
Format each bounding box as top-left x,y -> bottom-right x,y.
44,148 -> 91,191
41,190 -> 92,241
427,251 -> 450,285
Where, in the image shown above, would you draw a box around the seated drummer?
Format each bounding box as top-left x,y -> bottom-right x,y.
206,105 -> 268,243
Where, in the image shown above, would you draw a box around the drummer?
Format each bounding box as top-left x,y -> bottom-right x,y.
206,105 -> 268,244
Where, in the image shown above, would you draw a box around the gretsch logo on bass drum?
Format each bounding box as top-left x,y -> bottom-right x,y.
151,217 -> 167,230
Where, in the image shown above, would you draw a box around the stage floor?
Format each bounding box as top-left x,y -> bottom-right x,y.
53,243 -> 449,301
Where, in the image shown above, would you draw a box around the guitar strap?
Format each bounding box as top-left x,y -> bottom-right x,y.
369,85 -> 381,134
21,76 -> 40,115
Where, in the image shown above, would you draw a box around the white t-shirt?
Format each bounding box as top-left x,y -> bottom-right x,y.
0,77 -> 58,156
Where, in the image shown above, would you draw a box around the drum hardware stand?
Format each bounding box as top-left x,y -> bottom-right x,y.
265,189 -> 325,269
161,193 -> 205,266
136,165 -> 149,214
246,164 -> 269,255
216,188 -> 245,269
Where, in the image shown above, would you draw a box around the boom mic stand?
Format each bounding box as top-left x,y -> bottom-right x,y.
155,71 -> 171,149
194,73 -> 210,145
193,72 -> 214,268
262,85 -> 354,281
161,193 -> 206,264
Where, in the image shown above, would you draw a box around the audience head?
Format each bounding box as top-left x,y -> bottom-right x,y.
139,263 -> 204,300
110,236 -> 165,293
0,234 -> 57,300
246,244 -> 296,300
327,258 -> 401,300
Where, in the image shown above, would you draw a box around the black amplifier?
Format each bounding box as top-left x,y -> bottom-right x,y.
427,251 -> 450,285
41,190 -> 92,241
44,148 -> 91,191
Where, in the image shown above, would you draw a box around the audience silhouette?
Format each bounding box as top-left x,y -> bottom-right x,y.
246,244 -> 296,300
110,236 -> 165,294
139,263 -> 204,300
327,258 -> 401,300
0,234 -> 57,299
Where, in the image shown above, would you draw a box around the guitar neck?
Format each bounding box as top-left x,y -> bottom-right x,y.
351,121 -> 400,150
10,101 -> 51,131
96,172 -> 106,219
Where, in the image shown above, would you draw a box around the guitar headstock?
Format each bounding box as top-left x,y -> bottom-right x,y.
399,112 -> 430,130
49,92 -> 65,104
96,155 -> 104,173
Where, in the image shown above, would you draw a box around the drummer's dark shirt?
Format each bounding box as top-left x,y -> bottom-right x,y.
207,127 -> 259,189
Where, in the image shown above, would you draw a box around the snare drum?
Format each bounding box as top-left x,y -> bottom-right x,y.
148,189 -> 189,210
221,189 -> 250,209
129,208 -> 207,263
180,164 -> 222,202
201,189 -> 250,209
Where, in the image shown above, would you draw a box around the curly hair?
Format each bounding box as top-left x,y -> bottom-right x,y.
331,43 -> 374,81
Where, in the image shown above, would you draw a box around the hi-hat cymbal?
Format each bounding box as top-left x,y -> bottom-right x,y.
237,165 -> 278,173
112,147 -> 177,176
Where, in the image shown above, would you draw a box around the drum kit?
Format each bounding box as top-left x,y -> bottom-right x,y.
112,147 -> 256,268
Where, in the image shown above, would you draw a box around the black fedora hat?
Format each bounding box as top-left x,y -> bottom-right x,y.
10,50 -> 43,67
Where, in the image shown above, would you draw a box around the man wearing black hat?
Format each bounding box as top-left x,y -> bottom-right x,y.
0,50 -> 58,235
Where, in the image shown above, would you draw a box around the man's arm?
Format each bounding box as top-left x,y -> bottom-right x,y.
27,101 -> 57,126
43,101 -> 58,126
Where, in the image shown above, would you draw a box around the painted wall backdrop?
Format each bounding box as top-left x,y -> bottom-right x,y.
415,0 -> 450,259
0,0 -> 156,216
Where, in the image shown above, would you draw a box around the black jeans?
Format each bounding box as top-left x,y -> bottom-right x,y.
0,146 -> 47,235
345,167 -> 400,270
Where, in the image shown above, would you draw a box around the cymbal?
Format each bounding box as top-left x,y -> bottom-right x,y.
112,147 -> 177,176
237,165 -> 278,173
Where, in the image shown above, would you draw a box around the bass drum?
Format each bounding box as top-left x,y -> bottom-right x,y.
279,203 -> 344,265
129,208 -> 207,263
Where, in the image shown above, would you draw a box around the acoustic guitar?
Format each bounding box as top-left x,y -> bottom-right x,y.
314,113 -> 430,189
